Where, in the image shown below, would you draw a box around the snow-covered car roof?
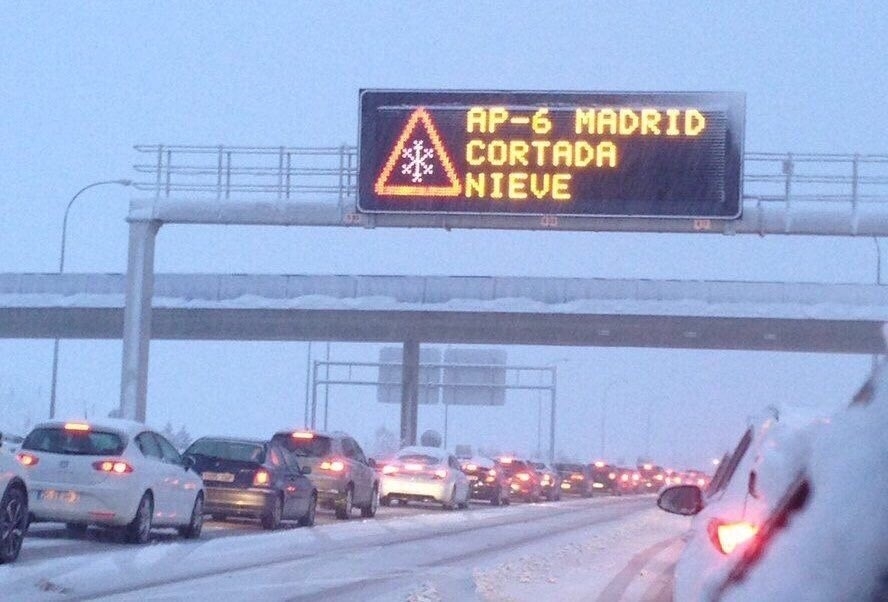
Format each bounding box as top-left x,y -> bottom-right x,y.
460,456 -> 495,469
28,418 -> 149,438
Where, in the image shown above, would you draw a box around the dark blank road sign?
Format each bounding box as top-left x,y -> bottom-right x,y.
359,90 -> 745,220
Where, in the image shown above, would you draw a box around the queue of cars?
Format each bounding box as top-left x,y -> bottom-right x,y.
1,417 -> 687,566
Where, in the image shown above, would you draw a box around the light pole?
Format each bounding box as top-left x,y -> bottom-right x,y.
49,179 -> 132,419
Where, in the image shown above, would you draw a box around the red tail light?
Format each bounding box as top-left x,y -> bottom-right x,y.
433,469 -> 448,479
708,520 -> 758,554
16,453 -> 39,467
92,460 -> 134,474
465,463 -> 477,471
487,468 -> 497,477
516,472 -> 531,482
382,464 -> 399,475
253,469 -> 271,487
320,459 -> 346,472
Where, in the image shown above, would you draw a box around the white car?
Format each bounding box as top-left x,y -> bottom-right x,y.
657,406 -> 823,600
715,359 -> 888,601
379,446 -> 470,510
0,435 -> 28,563
18,419 -> 204,543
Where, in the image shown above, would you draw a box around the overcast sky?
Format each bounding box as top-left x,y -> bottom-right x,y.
1,2 -> 885,468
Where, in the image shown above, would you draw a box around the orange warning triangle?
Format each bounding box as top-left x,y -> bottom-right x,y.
374,108 -> 462,197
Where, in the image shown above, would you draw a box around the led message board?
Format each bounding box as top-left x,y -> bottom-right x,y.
358,90 -> 744,219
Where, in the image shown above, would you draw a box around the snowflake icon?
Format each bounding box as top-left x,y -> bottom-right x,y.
400,139 -> 435,183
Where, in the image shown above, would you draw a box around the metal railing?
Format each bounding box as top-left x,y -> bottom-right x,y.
134,145 -> 888,209
133,144 -> 357,211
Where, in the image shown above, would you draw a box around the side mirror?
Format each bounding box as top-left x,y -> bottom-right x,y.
301,465 -> 312,475
182,455 -> 196,471
657,484 -> 704,516
368,458 -> 377,468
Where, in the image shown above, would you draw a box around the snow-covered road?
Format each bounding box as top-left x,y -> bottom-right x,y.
0,496 -> 689,601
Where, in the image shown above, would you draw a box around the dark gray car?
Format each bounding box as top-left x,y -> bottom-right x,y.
271,429 -> 379,520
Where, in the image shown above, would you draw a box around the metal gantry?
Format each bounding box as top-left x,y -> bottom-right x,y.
132,144 -> 888,236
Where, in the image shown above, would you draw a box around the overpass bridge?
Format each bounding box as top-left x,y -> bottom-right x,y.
3,271 -> 885,349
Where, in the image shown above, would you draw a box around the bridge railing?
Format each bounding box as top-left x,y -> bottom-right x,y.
133,144 -> 358,211
134,145 -> 888,210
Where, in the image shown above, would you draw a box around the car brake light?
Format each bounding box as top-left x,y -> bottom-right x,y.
92,460 -> 134,474
516,472 -> 531,482
291,432 -> 314,439
487,468 -> 497,477
16,453 -> 39,467
571,473 -> 584,481
594,461 -> 605,468
709,520 -> 758,554
253,469 -> 271,486
498,457 -> 513,464
64,422 -> 90,431
434,469 -> 447,479
465,463 -> 477,471
620,474 -> 629,482
320,459 -> 345,472
382,464 -> 399,475
608,472 -> 616,480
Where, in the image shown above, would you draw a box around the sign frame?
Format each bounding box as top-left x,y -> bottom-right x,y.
357,89 -> 745,221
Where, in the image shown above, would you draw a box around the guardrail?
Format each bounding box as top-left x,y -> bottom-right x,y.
134,145 -> 888,207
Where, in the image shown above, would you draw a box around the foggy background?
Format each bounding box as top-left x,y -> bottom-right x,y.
1,2 -> 885,468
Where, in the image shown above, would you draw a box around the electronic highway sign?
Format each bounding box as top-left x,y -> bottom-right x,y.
358,90 -> 745,219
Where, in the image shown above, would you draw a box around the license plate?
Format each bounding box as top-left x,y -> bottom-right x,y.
38,489 -> 79,503
202,472 -> 235,483
468,475 -> 478,481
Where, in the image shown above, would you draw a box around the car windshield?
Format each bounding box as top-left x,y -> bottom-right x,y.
397,453 -> 442,465
23,427 -> 125,456
555,463 -> 584,473
499,460 -> 530,475
273,434 -> 332,458
185,438 -> 265,463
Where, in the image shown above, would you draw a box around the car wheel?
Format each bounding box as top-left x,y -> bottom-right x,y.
261,495 -> 283,530
65,523 -> 88,536
125,493 -> 153,544
491,487 -> 502,506
335,486 -> 353,520
298,493 -> 317,527
0,485 -> 27,564
361,486 -> 379,518
442,486 -> 457,511
179,494 -> 204,539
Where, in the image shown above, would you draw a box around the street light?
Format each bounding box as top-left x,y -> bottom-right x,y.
49,179 -> 133,419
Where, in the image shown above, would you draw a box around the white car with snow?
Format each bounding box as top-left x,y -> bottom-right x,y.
656,406 -> 823,600
0,434 -> 28,563
18,419 -> 205,543
380,446 -> 470,510
713,359 -> 888,601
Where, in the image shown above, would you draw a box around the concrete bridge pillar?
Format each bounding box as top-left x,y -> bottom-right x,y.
118,220 -> 160,422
